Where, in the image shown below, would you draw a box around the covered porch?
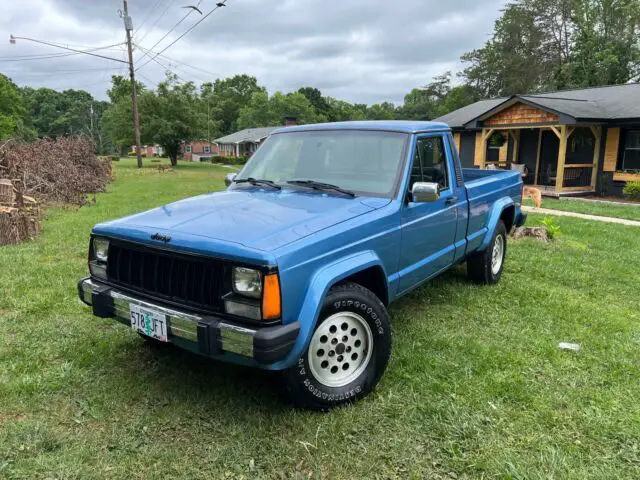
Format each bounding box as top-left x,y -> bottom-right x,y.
472,101 -> 602,196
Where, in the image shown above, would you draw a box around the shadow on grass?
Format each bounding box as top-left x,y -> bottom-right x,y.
71,266 -> 479,418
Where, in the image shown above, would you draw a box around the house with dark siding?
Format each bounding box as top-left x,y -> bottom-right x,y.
437,83 -> 640,197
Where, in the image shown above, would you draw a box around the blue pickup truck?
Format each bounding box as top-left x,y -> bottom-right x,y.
78,121 -> 525,410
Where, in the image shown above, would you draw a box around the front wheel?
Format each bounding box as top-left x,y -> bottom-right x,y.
283,282 -> 392,411
467,220 -> 507,285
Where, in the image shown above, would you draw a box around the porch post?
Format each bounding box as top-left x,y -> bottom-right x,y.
555,126 -> 568,192
508,130 -> 520,165
481,128 -> 494,168
534,129 -> 543,185
589,126 -> 602,190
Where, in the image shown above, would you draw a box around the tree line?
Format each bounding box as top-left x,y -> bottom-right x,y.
0,0 -> 637,164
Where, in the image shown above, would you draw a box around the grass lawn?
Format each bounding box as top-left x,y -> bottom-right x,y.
1,158 -> 640,479
524,196 -> 640,221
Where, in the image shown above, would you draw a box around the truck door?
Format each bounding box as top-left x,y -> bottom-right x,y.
398,133 -> 458,293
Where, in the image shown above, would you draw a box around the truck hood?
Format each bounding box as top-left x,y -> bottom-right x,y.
94,188 -> 389,252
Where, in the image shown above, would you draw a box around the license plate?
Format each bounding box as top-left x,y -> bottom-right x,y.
130,304 -> 168,342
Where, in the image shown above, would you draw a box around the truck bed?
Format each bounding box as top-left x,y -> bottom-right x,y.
462,167 -> 523,252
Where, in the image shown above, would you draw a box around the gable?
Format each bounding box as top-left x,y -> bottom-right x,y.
484,102 -> 560,126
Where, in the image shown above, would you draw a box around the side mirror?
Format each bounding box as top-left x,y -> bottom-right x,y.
411,182 -> 440,203
224,173 -> 237,187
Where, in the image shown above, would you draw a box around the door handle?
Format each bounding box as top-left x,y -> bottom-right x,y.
445,196 -> 458,206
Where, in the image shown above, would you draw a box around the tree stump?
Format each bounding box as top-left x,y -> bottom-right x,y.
511,226 -> 550,242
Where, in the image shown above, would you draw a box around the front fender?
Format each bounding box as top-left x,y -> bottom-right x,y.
267,250 -> 387,370
479,197 -> 514,251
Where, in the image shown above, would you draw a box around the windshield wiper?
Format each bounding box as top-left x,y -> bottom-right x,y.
287,180 -> 356,197
234,177 -> 281,190
286,180 -> 356,197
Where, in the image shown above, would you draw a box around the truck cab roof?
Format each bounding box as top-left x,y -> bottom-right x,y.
273,120 -> 451,135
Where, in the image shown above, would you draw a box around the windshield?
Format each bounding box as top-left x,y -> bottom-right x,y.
236,130 -> 408,197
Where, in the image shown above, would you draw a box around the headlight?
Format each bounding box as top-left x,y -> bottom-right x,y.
89,237 -> 109,280
93,237 -> 110,263
232,267 -> 262,299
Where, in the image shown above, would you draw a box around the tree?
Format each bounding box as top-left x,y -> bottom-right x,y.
0,74 -> 25,140
142,74 -> 203,166
201,75 -> 265,135
366,102 -> 398,120
298,87 -> 331,118
459,0 -> 640,97
236,91 -> 324,129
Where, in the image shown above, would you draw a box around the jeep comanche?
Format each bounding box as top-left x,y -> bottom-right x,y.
78,121 -> 526,410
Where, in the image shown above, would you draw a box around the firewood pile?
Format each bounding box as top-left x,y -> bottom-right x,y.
0,136 -> 112,246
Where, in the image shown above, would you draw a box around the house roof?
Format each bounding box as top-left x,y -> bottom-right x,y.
436,98 -> 507,129
437,83 -> 640,129
273,120 -> 450,135
214,126 -> 279,144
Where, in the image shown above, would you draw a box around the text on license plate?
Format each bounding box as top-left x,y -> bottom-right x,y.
130,304 -> 168,342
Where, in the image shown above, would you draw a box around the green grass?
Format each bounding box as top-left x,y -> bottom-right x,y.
1,158 -> 640,478
524,197 -> 640,221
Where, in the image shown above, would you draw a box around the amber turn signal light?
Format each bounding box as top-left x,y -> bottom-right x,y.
262,273 -> 281,320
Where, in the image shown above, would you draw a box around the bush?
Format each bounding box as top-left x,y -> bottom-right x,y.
623,181 -> 640,201
109,155 -> 120,162
232,156 -> 248,166
541,217 -> 561,240
209,156 -> 226,164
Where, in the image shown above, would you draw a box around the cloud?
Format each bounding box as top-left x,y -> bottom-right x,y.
0,0 -> 506,104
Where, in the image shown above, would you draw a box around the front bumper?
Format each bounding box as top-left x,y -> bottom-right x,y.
77,277 -> 299,366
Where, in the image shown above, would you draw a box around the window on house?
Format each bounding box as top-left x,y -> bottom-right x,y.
204,145 -> 211,154
620,130 -> 640,172
185,145 -> 192,153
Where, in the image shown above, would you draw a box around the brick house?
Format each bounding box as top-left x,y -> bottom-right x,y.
182,141 -> 219,161
132,144 -> 164,157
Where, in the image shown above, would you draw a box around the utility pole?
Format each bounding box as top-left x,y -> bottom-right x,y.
122,0 -> 143,168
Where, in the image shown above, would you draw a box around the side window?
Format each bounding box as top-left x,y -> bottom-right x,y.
409,136 -> 449,191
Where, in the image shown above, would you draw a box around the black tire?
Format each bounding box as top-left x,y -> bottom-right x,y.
467,220 -> 507,285
283,282 -> 392,411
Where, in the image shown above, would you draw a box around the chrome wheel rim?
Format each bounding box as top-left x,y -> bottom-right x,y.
491,234 -> 505,275
307,312 -> 374,388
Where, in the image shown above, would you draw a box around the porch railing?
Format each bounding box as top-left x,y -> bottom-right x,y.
562,165 -> 593,188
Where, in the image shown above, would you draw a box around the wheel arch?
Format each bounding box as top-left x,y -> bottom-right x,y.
479,197 -> 515,251
269,251 -> 389,370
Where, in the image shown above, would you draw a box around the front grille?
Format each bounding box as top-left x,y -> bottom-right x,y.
106,242 -> 225,311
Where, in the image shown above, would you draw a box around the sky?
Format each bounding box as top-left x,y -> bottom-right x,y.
0,0 -> 507,105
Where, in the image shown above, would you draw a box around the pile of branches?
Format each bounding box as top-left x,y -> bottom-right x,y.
0,136 -> 112,206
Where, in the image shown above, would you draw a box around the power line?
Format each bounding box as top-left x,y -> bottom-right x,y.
135,0 -> 202,66
134,43 -> 223,80
135,0 -> 167,34
136,0 -> 177,44
6,38 -> 128,63
136,0 -> 228,71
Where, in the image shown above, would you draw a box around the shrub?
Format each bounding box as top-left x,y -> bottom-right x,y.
210,156 -> 226,164
542,217 -> 561,240
623,181 -> 640,201
109,155 -> 120,162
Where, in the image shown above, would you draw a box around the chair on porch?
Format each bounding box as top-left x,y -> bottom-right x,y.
543,164 -> 557,185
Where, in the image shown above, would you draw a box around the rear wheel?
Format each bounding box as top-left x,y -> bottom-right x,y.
467,220 -> 507,285
283,282 -> 392,411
